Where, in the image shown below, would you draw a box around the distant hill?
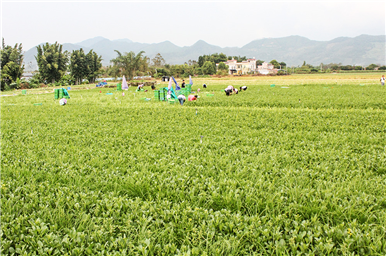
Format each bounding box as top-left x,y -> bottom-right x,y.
23,35 -> 385,70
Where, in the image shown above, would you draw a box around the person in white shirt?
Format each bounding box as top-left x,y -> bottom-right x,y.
240,86 -> 247,91
224,85 -> 234,96
177,94 -> 186,105
137,83 -> 144,91
380,75 -> 385,86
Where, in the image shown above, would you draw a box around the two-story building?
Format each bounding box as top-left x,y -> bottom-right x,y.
221,58 -> 257,75
257,62 -> 278,75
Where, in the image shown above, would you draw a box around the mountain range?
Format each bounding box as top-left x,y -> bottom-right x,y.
23,35 -> 385,70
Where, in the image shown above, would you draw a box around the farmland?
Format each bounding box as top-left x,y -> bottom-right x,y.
1,73 -> 385,255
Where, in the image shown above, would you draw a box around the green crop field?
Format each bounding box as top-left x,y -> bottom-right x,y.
1,73 -> 385,255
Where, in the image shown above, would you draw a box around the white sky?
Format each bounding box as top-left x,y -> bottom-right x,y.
1,0 -> 385,50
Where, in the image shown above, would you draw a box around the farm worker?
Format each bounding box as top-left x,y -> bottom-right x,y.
137,83 -> 144,91
203,84 -> 207,88
234,88 -> 239,94
151,84 -> 156,90
177,94 -> 186,105
188,95 -> 198,101
224,85 -> 234,96
380,75 -> 385,86
240,86 -> 247,91
181,80 -> 186,88
197,88 -> 201,93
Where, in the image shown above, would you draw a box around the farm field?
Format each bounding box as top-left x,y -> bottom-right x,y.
1,73 -> 386,255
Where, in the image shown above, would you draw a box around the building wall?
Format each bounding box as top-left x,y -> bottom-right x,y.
224,58 -> 256,75
257,62 -> 278,74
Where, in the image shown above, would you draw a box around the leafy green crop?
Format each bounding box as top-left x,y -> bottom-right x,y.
2,74 -> 386,255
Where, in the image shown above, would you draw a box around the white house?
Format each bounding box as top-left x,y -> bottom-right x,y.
257,62 -> 278,75
221,58 -> 257,75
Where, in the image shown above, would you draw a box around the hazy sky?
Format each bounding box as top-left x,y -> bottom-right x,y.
2,0 -> 385,51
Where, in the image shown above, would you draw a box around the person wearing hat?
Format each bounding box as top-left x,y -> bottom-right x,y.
380,75 -> 385,86
203,84 -> 207,88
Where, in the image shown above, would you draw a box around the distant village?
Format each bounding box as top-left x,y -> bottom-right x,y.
220,58 -> 279,75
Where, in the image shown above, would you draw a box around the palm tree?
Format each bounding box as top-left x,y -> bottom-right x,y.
111,50 -> 145,80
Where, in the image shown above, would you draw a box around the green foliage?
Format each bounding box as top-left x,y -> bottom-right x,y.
151,53 -> 165,67
35,42 -> 68,84
111,50 -> 146,80
28,73 -> 43,88
217,62 -> 228,71
198,53 -> 228,67
60,74 -> 75,86
1,38 -> 25,90
69,48 -> 87,85
355,66 -> 363,71
228,55 -> 247,62
216,70 -> 228,76
256,59 -> 264,66
379,66 -> 386,70
85,50 -> 102,83
341,65 -> 354,70
105,65 -> 122,80
202,61 -> 215,75
1,74 -> 385,255
270,59 -> 281,69
69,49 -> 102,84
366,64 -> 378,70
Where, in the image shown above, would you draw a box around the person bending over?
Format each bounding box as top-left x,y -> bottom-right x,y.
188,94 -> 198,101
224,85 -> 234,96
137,83 -> 144,91
177,94 -> 186,105
240,86 -> 247,91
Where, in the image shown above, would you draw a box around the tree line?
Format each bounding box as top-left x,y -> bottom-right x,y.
1,39 -> 385,91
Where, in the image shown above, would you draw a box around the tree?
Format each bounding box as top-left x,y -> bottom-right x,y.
111,50 -> 146,80
270,59 -> 280,69
218,62 -> 229,71
355,66 -> 363,71
378,66 -> 386,70
366,64 -> 378,70
1,38 -> 25,90
85,50 -> 102,83
231,56 -> 247,62
69,48 -> 87,85
36,42 -> 68,84
202,61 -> 215,75
256,60 -> 264,66
198,55 -> 206,67
69,49 -> 102,84
151,53 -> 165,67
